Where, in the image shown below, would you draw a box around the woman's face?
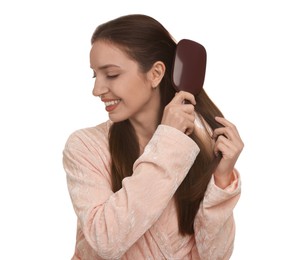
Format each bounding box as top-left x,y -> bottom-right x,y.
90,40 -> 160,124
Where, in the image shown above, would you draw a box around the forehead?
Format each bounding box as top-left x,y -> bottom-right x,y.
90,40 -> 131,68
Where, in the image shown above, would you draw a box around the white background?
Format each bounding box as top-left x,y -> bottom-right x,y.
0,0 -> 302,259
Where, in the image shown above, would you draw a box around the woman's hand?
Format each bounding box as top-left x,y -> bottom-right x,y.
212,116 -> 244,189
161,91 -> 196,135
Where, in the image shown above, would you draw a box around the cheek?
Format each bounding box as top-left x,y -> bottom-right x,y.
133,85 -> 152,101
114,73 -> 151,102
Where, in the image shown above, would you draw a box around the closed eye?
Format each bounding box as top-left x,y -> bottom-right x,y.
107,75 -> 119,79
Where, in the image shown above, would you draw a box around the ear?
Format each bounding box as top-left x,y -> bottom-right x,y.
147,61 -> 166,89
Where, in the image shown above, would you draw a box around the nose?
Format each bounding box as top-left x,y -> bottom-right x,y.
92,76 -> 109,97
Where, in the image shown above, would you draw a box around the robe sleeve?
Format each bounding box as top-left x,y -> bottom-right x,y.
194,170 -> 241,260
63,125 -> 200,259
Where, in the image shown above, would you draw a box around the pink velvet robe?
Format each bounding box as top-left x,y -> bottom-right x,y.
63,120 -> 241,260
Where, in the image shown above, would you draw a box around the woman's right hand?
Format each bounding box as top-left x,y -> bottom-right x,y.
161,91 -> 196,135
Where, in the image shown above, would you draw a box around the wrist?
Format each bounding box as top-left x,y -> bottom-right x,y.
213,171 -> 234,189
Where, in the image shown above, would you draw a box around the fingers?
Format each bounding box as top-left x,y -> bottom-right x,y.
212,117 -> 244,182
173,91 -> 196,105
161,91 -> 196,135
183,112 -> 196,135
214,116 -> 233,127
212,117 -> 244,159
212,116 -> 241,141
213,135 -> 237,158
162,104 -> 195,135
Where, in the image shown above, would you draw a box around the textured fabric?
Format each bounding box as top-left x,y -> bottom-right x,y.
63,120 -> 241,260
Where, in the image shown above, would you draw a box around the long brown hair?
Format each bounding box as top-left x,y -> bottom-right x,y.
91,14 -> 224,235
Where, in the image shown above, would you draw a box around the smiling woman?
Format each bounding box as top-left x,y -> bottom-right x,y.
62,14 -> 243,260
90,40 -> 161,122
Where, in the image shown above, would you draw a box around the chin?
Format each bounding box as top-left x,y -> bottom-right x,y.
108,114 -> 128,123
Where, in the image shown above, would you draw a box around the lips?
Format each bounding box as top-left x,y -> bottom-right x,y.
102,99 -> 121,112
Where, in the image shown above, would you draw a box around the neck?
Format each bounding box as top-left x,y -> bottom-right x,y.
130,113 -> 159,153
130,94 -> 161,153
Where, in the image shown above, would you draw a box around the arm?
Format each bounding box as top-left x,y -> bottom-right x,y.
212,116 -> 244,189
63,125 -> 199,259
193,115 -> 243,259
194,170 -> 241,260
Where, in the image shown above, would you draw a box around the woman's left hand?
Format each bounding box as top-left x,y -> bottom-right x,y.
212,116 -> 244,189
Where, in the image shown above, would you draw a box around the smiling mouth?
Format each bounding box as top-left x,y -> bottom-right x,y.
104,99 -> 121,107
103,99 -> 121,112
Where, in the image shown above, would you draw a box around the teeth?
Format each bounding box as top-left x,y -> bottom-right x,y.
104,100 -> 120,107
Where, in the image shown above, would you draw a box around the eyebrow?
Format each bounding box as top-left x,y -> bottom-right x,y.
91,64 -> 121,70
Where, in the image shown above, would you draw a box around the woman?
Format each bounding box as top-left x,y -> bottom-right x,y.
63,14 -> 244,260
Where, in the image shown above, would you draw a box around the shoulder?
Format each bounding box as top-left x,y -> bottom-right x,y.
64,120 -> 112,153
63,121 -> 113,177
